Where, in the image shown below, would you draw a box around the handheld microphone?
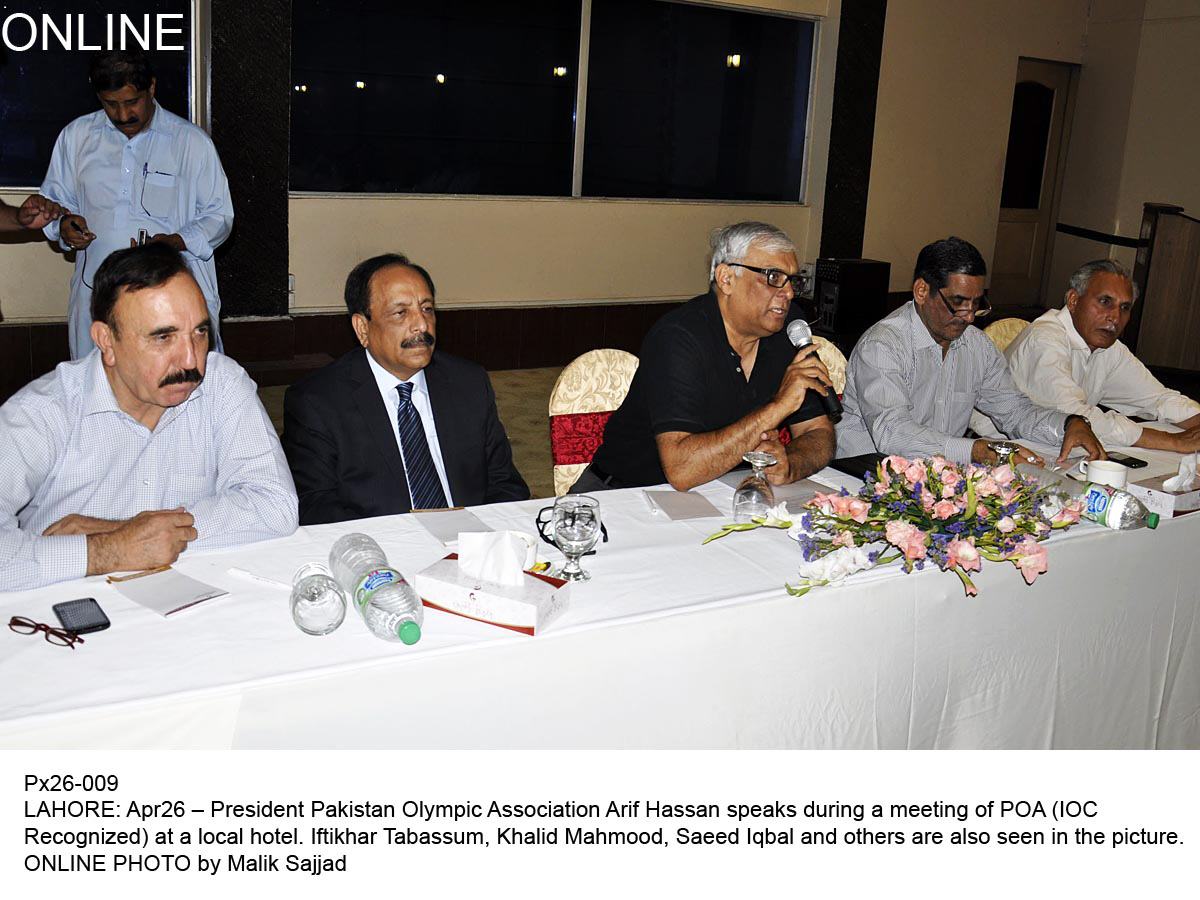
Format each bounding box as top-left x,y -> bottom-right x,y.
786,319 -> 843,420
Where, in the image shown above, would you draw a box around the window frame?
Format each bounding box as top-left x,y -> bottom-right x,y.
289,0 -> 822,206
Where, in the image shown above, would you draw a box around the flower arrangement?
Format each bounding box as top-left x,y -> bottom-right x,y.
704,455 -> 1083,596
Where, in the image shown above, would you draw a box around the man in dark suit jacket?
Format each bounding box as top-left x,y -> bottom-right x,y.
282,253 -> 529,525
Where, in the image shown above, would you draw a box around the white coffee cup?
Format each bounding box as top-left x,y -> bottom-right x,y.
1075,458 -> 1128,489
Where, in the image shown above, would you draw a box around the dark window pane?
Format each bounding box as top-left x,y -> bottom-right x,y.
583,0 -> 813,201
1000,81 -> 1054,210
290,0 -> 580,195
0,1 -> 191,187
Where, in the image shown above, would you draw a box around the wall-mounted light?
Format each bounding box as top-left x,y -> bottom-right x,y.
552,66 -> 568,77
726,54 -> 741,68
436,73 -> 446,84
355,80 -> 365,89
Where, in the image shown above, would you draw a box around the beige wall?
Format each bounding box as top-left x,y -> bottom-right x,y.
0,0 -> 834,323
1047,0 -> 1200,301
863,0 -> 1089,292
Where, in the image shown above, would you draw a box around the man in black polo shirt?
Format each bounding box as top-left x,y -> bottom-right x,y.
573,221 -> 836,492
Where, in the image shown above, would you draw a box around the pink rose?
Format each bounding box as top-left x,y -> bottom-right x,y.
832,530 -> 856,548
930,456 -> 950,475
933,499 -> 958,519
810,492 -> 836,515
921,490 -> 936,511
998,485 -> 1020,504
884,455 -> 909,476
904,460 -> 928,486
976,503 -> 989,519
846,497 -> 871,524
820,493 -> 871,523
946,536 -> 981,573
995,516 -> 1016,533
885,520 -> 928,561
874,481 -> 888,497
1052,501 -> 1083,525
975,475 -> 999,497
992,463 -> 1014,486
941,483 -> 957,499
1010,536 -> 1047,585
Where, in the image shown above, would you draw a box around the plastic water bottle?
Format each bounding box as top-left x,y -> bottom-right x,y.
290,563 -> 347,636
1016,464 -> 1160,531
328,533 -> 423,644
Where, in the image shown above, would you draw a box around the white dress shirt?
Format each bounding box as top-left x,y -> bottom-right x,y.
40,101 -> 234,358
364,352 -> 454,506
0,352 -> 298,590
1004,306 -> 1200,447
837,302 -> 1067,462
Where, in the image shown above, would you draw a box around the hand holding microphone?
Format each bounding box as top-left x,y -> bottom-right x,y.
785,319 -> 843,420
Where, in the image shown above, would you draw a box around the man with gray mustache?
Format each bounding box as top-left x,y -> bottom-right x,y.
282,253 -> 529,524
0,243 -> 298,590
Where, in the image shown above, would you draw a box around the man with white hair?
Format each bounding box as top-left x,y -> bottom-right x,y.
1004,259 -> 1200,453
573,221 -> 836,492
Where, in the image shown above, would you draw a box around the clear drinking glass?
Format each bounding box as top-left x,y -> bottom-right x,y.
552,495 -> 602,582
290,563 -> 348,636
733,451 -> 777,523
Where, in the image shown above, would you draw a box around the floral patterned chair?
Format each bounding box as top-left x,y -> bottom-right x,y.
812,335 -> 848,394
548,349 -> 640,496
983,317 -> 1030,353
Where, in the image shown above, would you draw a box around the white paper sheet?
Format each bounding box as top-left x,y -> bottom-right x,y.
413,508 -> 492,545
114,569 -> 228,616
643,490 -> 723,520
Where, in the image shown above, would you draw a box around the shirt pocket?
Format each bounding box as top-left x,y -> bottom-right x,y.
140,171 -> 177,220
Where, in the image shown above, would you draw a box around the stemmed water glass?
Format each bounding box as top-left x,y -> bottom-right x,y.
552,495 -> 602,582
733,451 -> 777,523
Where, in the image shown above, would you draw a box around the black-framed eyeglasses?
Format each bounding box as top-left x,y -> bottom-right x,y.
535,506 -> 609,555
936,287 -> 991,318
730,263 -> 804,293
8,616 -> 85,649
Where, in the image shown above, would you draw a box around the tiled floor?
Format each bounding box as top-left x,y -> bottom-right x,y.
259,366 -> 563,501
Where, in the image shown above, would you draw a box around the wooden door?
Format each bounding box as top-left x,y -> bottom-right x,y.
990,59 -> 1075,308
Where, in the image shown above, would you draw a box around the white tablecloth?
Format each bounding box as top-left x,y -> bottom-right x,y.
1,451 -> 1196,749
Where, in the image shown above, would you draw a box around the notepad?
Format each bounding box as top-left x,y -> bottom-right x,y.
643,490 -> 724,520
413,508 -> 492,545
114,570 -> 228,617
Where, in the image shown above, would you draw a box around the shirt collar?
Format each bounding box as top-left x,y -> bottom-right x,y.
902,298 -> 975,354
365,349 -> 428,402
80,347 -> 208,424
1051,304 -> 1099,355
95,99 -> 168,139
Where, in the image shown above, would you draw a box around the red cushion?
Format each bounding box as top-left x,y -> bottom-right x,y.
550,411 -> 614,466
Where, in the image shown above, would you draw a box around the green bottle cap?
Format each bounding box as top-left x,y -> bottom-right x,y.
398,620 -> 422,645
1146,513 -> 1160,529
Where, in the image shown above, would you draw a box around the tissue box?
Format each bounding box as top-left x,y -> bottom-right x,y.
414,554 -> 569,635
1126,474 -> 1200,518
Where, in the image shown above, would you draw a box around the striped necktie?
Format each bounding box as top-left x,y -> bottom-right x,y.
396,382 -> 448,510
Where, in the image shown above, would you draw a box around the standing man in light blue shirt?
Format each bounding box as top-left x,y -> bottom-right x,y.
0,244 -> 297,591
40,49 -> 234,359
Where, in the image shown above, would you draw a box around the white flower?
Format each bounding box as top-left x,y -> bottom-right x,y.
757,502 -> 792,527
796,545 -> 873,586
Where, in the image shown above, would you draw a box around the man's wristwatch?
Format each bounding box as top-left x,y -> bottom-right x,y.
986,441 -> 1020,464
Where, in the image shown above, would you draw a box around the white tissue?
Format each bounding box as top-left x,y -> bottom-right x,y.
1163,453 -> 1197,492
457,531 -> 537,587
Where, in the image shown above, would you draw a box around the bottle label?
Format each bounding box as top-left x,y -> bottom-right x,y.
1083,485 -> 1117,526
355,567 -> 399,610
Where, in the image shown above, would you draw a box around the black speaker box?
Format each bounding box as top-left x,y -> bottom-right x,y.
813,258 -> 891,336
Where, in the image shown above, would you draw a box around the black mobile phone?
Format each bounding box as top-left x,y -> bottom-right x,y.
52,598 -> 111,635
1106,452 -> 1148,469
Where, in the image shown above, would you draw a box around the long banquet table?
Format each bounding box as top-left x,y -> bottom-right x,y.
1,449 -> 1197,750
